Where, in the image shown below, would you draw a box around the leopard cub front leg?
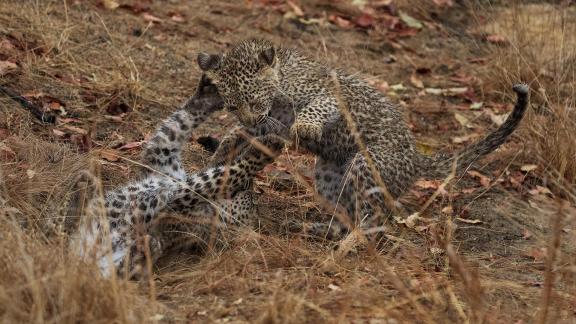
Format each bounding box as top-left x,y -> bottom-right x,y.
290,96 -> 339,142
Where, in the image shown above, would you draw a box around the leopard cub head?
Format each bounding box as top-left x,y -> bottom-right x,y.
197,39 -> 280,127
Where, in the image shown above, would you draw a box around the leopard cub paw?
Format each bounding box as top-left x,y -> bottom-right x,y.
290,121 -> 323,142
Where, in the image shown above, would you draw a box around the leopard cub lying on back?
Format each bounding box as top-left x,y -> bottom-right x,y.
197,39 -> 529,238
72,76 -> 284,277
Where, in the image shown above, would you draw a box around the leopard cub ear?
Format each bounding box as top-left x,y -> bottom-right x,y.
259,47 -> 275,67
197,53 -> 222,71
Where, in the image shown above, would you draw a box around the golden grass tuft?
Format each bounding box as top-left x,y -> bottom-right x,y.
0,216 -> 162,323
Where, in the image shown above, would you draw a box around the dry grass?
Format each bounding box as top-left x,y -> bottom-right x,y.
1,0 -> 575,323
478,2 -> 576,195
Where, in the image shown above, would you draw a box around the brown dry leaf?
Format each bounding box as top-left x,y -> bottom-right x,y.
286,0 -> 304,17
102,0 -> 119,10
0,60 -> 17,76
414,179 -> 440,189
48,101 -> 63,111
170,13 -> 185,23
62,125 -> 88,135
0,144 -> 16,161
468,170 -> 491,187
52,129 -> 66,137
456,217 -> 483,224
486,34 -> 507,44
329,15 -> 354,29
119,141 -> 143,150
528,185 -> 553,196
410,73 -> 424,88
143,13 -> 163,23
441,205 -> 453,214
525,247 -> 546,262
100,149 -> 120,162
355,13 -> 375,28
0,38 -> 15,51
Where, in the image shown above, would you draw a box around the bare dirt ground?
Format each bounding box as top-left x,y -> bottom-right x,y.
1,0 -> 575,323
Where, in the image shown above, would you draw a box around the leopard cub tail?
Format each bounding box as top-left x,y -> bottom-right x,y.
426,84 -> 530,178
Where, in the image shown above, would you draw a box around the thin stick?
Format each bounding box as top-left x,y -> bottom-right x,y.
0,85 -> 56,123
538,200 -> 566,324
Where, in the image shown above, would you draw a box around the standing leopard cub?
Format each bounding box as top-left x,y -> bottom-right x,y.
197,39 -> 529,238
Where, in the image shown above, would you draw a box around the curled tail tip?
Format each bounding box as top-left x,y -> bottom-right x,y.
513,83 -> 529,96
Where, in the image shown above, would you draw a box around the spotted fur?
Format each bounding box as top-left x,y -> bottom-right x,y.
197,39 -> 529,239
72,76 -> 284,277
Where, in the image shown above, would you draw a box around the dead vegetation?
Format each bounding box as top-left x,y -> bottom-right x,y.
0,0 -> 575,323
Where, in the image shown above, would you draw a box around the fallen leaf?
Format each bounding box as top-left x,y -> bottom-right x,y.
52,129 -> 66,137
456,217 -> 483,224
0,60 -> 17,76
410,74 -> 424,88
416,142 -> 435,156
425,88 -> 443,95
470,102 -> 483,110
390,83 -> 406,91
142,13 -> 163,23
521,164 -> 538,172
528,185 -> 553,196
355,13 -> 375,28
62,125 -> 87,135
448,87 -> 468,94
0,144 -> 16,161
329,15 -> 353,28
467,170 -> 491,187
376,81 -> 390,92
441,205 -> 453,214
100,149 -> 120,162
486,110 -> 508,126
328,283 -> 341,291
454,112 -> 471,128
26,169 -> 37,179
169,13 -> 185,23
452,133 -> 478,144
525,247 -> 546,262
0,38 -> 15,51
119,141 -> 143,150
399,11 -> 423,29
486,34 -> 507,44
102,0 -> 119,10
414,179 -> 440,189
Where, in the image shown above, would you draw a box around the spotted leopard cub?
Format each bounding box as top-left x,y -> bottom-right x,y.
197,39 -> 529,239
73,76 -> 284,277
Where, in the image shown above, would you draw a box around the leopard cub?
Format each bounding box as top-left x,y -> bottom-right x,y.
72,76 -> 284,277
197,39 -> 529,238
